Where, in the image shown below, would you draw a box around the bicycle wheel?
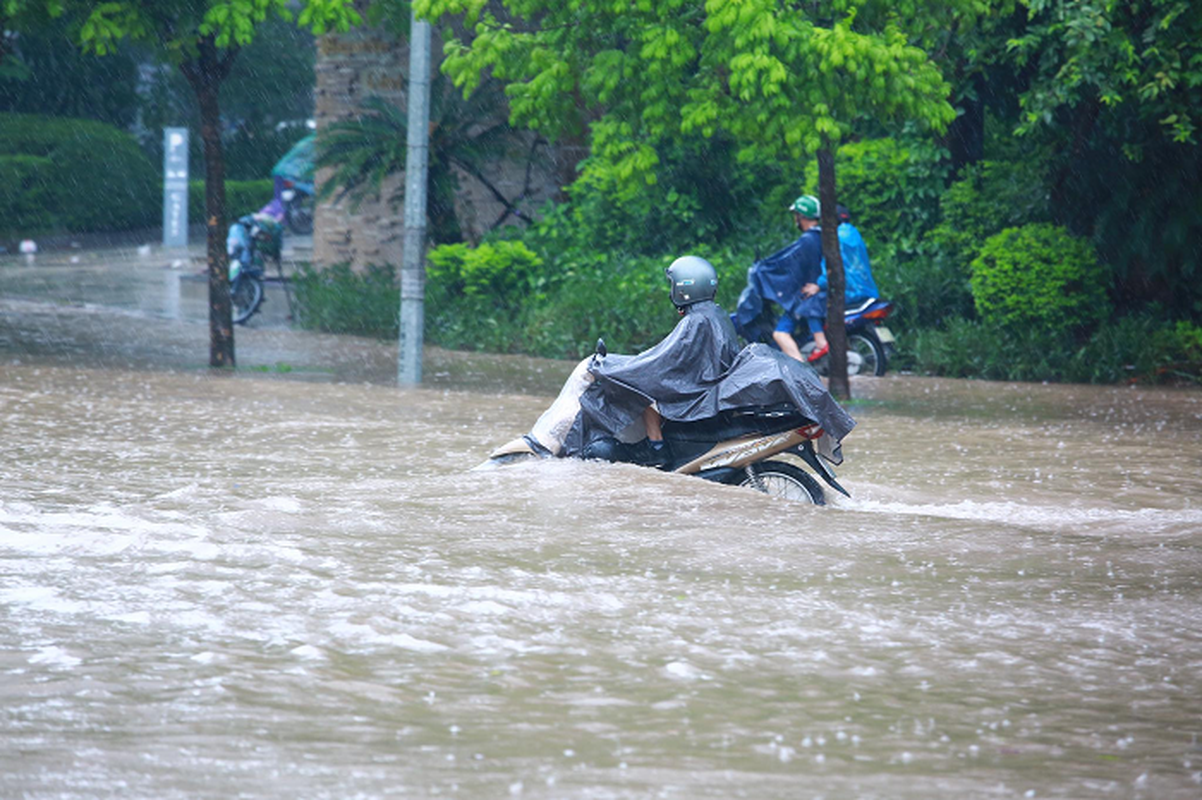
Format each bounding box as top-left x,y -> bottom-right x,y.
231,276 -> 263,324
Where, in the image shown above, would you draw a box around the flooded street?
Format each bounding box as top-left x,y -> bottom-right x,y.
1,255 -> 1201,798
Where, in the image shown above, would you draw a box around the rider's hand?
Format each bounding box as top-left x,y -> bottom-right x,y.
801,283 -> 820,297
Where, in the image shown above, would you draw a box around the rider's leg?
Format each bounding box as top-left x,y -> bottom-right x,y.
773,314 -> 806,362
643,405 -> 663,441
809,319 -> 828,351
806,317 -> 829,361
773,330 -> 805,361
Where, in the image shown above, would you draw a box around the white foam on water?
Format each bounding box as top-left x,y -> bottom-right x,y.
28,645 -> 81,669
289,644 -> 325,660
256,496 -> 305,513
0,585 -> 87,615
836,496 -> 1202,535
664,660 -> 706,681
110,610 -> 151,625
455,599 -> 512,616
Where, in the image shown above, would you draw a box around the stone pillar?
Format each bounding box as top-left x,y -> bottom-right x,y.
311,3 -> 587,259
312,7 -> 406,269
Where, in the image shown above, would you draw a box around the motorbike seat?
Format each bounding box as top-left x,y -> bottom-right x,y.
845,297 -> 878,314
662,403 -> 810,444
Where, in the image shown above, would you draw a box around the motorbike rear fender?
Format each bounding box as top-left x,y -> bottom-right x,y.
792,440 -> 851,497
673,426 -> 815,475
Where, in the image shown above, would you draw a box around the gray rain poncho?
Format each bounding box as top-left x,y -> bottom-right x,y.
533,300 -> 855,464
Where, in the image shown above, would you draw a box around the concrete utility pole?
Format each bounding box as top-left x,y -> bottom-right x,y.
397,10 -> 432,385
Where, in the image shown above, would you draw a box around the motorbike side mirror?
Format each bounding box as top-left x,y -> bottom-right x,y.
595,338 -> 607,357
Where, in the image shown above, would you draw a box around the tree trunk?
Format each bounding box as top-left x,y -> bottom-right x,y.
817,146 -> 849,400
181,36 -> 238,368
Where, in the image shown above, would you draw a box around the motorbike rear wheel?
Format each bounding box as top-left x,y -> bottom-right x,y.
802,330 -> 888,377
231,275 -> 264,324
286,197 -> 313,235
731,460 -> 825,505
848,331 -> 887,377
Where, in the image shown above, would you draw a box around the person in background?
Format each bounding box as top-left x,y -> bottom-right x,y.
817,204 -> 880,306
578,255 -> 740,468
258,133 -> 315,222
772,195 -> 828,363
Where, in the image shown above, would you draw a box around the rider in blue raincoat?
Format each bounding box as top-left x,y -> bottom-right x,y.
817,205 -> 880,304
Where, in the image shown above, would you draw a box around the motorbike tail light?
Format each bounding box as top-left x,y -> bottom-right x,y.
282,179 -> 295,189
796,424 -> 824,440
862,303 -> 893,321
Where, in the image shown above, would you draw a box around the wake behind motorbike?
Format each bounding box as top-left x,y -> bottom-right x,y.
483,349 -> 850,505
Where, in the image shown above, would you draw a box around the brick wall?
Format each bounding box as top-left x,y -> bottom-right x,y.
313,10 -> 406,269
313,7 -> 582,269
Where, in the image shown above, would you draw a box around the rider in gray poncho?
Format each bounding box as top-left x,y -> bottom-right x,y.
567,256 -> 740,465
559,255 -> 855,468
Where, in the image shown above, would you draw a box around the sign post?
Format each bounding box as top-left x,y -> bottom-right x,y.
162,128 -> 189,249
397,13 -> 432,385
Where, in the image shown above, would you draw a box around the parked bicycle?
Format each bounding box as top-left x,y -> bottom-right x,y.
225,214 -> 290,325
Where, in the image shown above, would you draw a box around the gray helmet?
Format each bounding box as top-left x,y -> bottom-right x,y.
665,255 -> 718,308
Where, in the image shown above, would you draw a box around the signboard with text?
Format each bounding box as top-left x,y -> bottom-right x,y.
162,128 -> 189,248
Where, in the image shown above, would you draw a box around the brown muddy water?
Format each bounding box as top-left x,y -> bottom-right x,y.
1,255 -> 1201,799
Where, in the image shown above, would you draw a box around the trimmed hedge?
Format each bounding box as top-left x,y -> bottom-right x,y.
970,223 -> 1107,337
0,113 -> 159,238
187,179 -> 274,223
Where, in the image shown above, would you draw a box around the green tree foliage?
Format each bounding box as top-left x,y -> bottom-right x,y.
0,13 -> 141,126
419,0 -> 969,192
136,14 -> 319,180
970,223 -> 1107,336
996,0 -> 1202,315
418,0 -> 984,397
801,136 -> 951,254
1008,0 -> 1202,147
928,157 -> 1051,267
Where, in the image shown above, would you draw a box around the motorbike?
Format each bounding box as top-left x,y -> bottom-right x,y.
226,214 -> 286,324
798,297 -> 896,377
483,344 -> 850,505
279,179 -> 314,235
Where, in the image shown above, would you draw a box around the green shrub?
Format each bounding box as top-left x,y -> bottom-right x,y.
1152,321 -> 1202,383
970,224 -> 1107,337
0,113 -> 158,238
872,242 -> 976,332
187,179 -> 274,222
420,237 -> 751,359
0,155 -> 55,233
555,135 -> 784,258
927,159 -> 1050,269
426,240 -> 546,301
909,313 -> 1198,385
290,263 -> 399,338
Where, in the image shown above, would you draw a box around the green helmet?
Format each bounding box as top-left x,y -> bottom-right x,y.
789,194 -> 820,219
665,255 -> 718,308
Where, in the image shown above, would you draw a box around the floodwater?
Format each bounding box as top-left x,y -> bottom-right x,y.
2,250 -> 1201,798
